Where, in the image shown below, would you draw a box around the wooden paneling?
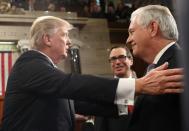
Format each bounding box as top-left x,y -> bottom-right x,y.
108,21 -> 129,44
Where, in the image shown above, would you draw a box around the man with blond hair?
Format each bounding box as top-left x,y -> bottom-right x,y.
0,16 -> 183,131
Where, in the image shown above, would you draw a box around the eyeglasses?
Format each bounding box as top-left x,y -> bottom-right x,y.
109,55 -> 127,63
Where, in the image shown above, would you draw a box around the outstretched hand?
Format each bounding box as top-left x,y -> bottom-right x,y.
135,62 -> 184,95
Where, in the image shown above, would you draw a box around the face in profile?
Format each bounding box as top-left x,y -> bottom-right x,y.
49,27 -> 71,62
127,18 -> 151,58
109,48 -> 133,77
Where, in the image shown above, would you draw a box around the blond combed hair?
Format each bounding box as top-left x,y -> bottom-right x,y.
30,16 -> 73,49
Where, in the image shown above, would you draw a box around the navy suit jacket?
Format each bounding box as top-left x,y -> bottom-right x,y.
0,50 -> 119,131
94,115 -> 129,131
127,44 -> 182,131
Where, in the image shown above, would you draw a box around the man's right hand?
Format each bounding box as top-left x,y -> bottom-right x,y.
135,62 -> 184,95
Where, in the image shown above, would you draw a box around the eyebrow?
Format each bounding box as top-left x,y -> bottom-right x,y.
109,54 -> 126,58
128,28 -> 134,33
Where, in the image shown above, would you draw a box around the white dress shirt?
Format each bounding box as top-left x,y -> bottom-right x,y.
153,42 -> 175,64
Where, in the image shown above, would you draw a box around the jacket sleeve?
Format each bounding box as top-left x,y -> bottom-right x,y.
74,101 -> 119,117
10,58 -> 119,105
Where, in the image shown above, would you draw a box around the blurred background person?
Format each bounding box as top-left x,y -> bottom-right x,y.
105,1 -> 117,22
94,46 -> 137,131
108,46 -> 136,78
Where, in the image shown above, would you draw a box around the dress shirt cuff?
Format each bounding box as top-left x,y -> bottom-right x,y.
114,78 -> 135,115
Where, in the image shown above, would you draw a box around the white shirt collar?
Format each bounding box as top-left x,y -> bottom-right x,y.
32,49 -> 57,67
153,42 -> 175,64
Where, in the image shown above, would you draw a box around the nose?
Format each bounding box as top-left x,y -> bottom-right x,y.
66,37 -> 72,48
114,59 -> 122,64
126,36 -> 131,45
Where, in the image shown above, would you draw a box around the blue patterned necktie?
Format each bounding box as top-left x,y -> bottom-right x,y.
146,64 -> 156,73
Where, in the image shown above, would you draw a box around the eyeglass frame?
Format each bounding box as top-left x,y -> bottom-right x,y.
108,55 -> 130,63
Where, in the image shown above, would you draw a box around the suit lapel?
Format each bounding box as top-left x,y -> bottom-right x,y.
132,44 -> 180,116
68,100 -> 75,126
156,43 -> 180,66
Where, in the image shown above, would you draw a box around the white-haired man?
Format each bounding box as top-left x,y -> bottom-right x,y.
127,5 -> 183,131
0,16 -> 183,131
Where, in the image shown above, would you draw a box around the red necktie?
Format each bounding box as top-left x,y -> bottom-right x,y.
128,105 -> 134,113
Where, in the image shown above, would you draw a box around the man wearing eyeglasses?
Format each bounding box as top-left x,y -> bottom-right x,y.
0,15 -> 183,131
108,46 -> 137,78
94,46 -> 136,131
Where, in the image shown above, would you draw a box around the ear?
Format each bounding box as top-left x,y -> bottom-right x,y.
149,21 -> 158,37
127,58 -> 133,66
129,59 -> 133,66
42,34 -> 52,47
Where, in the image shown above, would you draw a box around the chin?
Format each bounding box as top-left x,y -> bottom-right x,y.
115,72 -> 124,76
116,74 -> 125,78
62,54 -> 67,58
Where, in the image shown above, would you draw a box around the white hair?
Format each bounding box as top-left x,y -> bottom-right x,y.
130,5 -> 178,41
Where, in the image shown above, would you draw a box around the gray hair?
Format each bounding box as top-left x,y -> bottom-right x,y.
130,5 -> 178,41
30,16 -> 73,49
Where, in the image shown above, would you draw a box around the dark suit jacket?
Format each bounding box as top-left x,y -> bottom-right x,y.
94,115 -> 129,131
0,50 -> 119,131
127,44 -> 182,131
74,100 -> 129,131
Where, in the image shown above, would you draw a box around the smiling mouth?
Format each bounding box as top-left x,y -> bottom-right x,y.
116,69 -> 122,71
131,43 -> 136,49
115,66 -> 124,70
132,43 -> 136,46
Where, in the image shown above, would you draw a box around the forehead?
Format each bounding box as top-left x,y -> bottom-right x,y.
130,15 -> 142,28
57,26 -> 70,34
129,19 -> 138,30
109,48 -> 126,57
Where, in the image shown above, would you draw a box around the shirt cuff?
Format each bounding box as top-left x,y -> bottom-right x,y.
114,78 -> 135,115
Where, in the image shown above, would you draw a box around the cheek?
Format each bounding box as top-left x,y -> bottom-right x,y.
123,63 -> 129,70
111,64 -> 116,71
110,64 -> 114,69
59,39 -> 67,49
134,35 -> 146,48
62,45 -> 67,54
125,61 -> 131,67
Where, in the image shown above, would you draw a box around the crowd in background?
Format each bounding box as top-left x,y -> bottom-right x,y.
7,0 -> 174,23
